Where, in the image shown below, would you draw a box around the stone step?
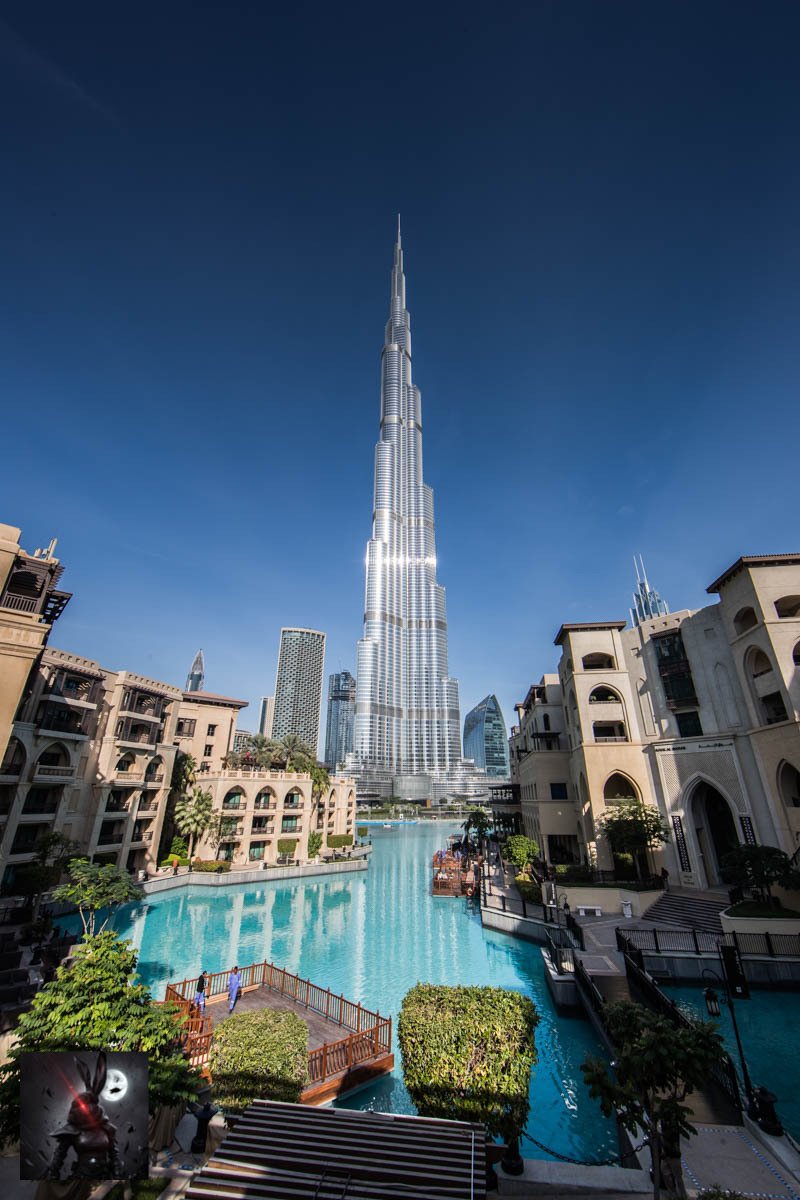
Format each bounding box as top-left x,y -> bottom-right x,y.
642,892 -> 727,933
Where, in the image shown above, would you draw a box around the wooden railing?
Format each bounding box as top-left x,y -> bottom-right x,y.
165,960 -> 391,1087
160,988 -> 213,1067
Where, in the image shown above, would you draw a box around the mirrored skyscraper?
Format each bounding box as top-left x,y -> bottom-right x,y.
345,224 -> 486,802
324,671 -> 356,770
463,695 -> 511,779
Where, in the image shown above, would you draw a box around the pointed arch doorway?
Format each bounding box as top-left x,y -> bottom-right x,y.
690,781 -> 740,887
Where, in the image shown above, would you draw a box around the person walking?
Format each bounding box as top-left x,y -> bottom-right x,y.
228,965 -> 241,1013
194,969 -> 208,1014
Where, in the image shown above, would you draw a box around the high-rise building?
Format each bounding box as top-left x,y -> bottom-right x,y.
463,696 -> 511,779
324,671 -> 356,769
186,649 -> 205,692
258,695 -> 275,738
272,628 -> 326,753
630,557 -> 669,627
345,223 -> 486,802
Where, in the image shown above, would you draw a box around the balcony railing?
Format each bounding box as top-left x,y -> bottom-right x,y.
105,798 -> 131,813
2,593 -> 38,613
114,771 -> 144,783
142,773 -> 164,786
34,763 -> 76,780
594,735 -> 629,743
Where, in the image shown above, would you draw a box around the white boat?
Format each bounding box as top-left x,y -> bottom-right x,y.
382,822 -> 394,829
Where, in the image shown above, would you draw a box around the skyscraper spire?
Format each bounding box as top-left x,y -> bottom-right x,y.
186,649 -> 205,693
630,558 -> 669,627
345,223 -> 486,801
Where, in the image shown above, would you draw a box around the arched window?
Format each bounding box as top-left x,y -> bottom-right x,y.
603,773 -> 639,804
0,737 -> 26,776
254,788 -> 276,810
746,646 -> 788,725
733,606 -> 758,636
775,596 -> 800,619
222,787 -> 245,811
115,753 -> 136,774
144,756 -> 162,782
284,789 -> 303,810
582,652 -> 616,671
778,762 -> 800,809
588,685 -> 622,704
36,742 -> 70,769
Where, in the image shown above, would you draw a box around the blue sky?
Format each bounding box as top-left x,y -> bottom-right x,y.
1,1 -> 798,751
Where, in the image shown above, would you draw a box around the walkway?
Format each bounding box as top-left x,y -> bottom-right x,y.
206,987 -> 347,1051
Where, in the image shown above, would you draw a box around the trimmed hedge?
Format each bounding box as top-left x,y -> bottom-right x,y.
398,983 -> 538,1142
277,838 -> 298,857
191,859 -> 231,873
357,826 -> 368,838
160,856 -> 190,868
209,1009 -> 308,1111
327,834 -> 354,849
515,875 -> 542,904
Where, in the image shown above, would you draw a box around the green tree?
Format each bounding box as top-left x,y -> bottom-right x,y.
307,832 -> 323,859
399,984 -> 538,1148
274,734 -> 314,773
597,799 -> 670,880
582,1000 -> 726,1200
720,843 -> 800,905
505,835 -> 540,872
53,858 -> 142,937
168,835 -> 187,859
173,787 -> 214,858
309,763 -> 330,799
204,812 -> 240,860
0,931 -> 200,1146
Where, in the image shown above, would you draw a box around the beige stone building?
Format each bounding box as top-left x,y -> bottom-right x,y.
174,691 -> 248,774
192,768 -> 357,867
0,524 -> 71,765
512,555 -> 800,890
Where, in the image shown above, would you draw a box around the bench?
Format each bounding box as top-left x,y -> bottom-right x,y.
576,905 -> 602,917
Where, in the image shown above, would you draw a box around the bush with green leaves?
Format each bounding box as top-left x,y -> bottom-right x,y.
505,835 -> 540,872
168,836 -> 188,858
307,832 -> 323,859
160,856 -> 190,868
191,859 -> 231,873
53,859 -> 142,937
398,984 -> 538,1144
0,931 -> 199,1146
515,875 -> 542,904
721,843 -> 800,904
277,838 -> 298,858
327,834 -> 354,849
209,1009 -> 308,1111
357,825 -> 368,838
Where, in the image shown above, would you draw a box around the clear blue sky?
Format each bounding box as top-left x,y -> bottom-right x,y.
1,1 -> 798,751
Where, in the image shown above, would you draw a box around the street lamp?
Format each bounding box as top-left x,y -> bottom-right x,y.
701,963 -> 781,1135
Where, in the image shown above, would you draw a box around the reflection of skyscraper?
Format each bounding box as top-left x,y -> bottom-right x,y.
345,223 -> 485,802
463,695 -> 511,778
258,695 -> 275,738
630,556 -> 669,627
272,629 -> 326,752
186,649 -> 204,692
324,671 -> 356,769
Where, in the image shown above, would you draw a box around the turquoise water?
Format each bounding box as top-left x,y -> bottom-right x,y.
78,823 -> 616,1161
665,983 -> 800,1140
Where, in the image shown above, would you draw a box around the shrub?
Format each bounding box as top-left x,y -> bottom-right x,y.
191,859 -> 231,873
515,876 -> 542,904
277,838 -> 298,858
357,826 -> 368,838
160,856 -> 190,869
209,1009 -> 308,1112
398,983 -> 538,1143
327,834 -> 354,850
168,836 -> 188,858
307,832 -> 323,859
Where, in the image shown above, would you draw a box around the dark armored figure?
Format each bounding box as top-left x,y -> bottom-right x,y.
49,1052 -> 123,1180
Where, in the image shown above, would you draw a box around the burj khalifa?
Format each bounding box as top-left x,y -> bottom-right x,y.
344,222 -> 487,803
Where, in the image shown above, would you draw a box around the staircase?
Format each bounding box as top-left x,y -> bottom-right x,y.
642,889 -> 728,933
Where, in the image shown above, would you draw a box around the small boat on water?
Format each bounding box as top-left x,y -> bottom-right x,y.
382,822 -> 394,829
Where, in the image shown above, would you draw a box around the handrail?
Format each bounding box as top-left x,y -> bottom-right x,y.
165,960 -> 391,1086
617,926 -> 800,960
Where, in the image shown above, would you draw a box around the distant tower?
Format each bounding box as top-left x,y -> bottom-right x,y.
630,556 -> 670,626
463,695 -> 511,778
324,671 -> 356,770
272,629 -> 326,753
258,695 -> 275,738
186,649 -> 205,692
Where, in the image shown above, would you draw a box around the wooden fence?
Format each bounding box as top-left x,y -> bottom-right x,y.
165,959 -> 391,1087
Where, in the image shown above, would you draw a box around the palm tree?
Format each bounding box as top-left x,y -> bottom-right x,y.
276,734 -> 314,773
309,763 -> 330,801
462,807 -> 492,852
173,787 -> 214,859
171,752 -> 197,794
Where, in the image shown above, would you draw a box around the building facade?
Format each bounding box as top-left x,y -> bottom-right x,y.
193,769 -> 356,866
175,691 -> 247,773
324,671 -> 356,770
511,555 -> 800,889
344,225 -> 486,803
463,695 -> 511,779
258,695 -> 275,738
272,628 -> 326,752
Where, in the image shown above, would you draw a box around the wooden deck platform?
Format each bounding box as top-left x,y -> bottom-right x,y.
206,987 -> 346,1050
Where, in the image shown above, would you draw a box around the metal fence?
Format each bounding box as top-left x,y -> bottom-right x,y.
618,927 -> 800,959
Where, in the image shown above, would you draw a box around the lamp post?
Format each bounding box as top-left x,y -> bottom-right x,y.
702,961 -> 781,1135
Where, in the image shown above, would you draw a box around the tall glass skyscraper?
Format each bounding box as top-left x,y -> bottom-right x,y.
463,695 -> 511,779
345,224 -> 486,802
272,628 -> 326,753
630,556 -> 670,627
324,671 -> 356,770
